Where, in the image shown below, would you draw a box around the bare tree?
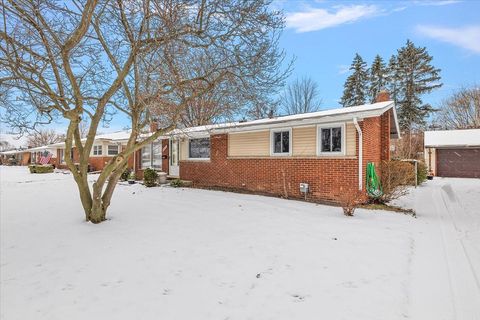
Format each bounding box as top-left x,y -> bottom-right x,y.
281,77 -> 322,115
27,129 -> 64,147
0,0 -> 289,223
0,140 -> 13,152
435,86 -> 480,129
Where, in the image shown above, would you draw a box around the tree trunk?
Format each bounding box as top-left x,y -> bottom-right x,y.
89,198 -> 107,223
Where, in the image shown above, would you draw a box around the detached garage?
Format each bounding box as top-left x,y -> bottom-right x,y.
424,129 -> 480,178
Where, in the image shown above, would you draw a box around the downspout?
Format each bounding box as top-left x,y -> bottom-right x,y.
353,117 -> 363,191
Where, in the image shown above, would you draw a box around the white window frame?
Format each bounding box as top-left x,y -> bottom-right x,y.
141,142 -> 163,169
188,137 -> 211,161
270,127 -> 292,156
317,122 -> 346,156
107,144 -> 119,156
92,145 -> 103,156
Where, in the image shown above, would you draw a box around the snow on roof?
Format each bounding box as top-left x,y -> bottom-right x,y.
0,134 -> 29,150
94,130 -> 133,141
424,129 -> 480,147
172,101 -> 399,137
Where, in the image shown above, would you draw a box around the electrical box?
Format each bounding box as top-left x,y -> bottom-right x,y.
299,183 -> 309,193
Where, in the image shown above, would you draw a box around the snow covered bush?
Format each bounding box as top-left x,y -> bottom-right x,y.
143,168 -> 158,187
28,164 -> 53,174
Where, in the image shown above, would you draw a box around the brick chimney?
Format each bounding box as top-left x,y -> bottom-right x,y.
375,90 -> 390,103
150,120 -> 158,133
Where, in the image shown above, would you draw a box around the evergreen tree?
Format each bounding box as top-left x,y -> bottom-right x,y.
394,40 -> 442,131
386,54 -> 399,103
369,55 -> 387,102
341,53 -> 369,107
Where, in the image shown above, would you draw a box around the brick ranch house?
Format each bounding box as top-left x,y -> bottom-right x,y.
169,97 -> 400,203
1,95 -> 400,204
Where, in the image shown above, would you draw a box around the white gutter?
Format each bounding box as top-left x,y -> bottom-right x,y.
353,117 -> 363,191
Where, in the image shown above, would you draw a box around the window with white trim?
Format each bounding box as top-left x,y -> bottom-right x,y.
59,149 -> 65,163
189,138 -> 210,159
141,142 -> 162,169
93,145 -> 102,156
318,124 -> 344,154
107,145 -> 119,156
271,129 -> 291,155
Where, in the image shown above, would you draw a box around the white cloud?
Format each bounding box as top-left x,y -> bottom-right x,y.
417,25 -> 480,54
412,0 -> 461,6
286,4 -> 380,33
337,65 -> 350,75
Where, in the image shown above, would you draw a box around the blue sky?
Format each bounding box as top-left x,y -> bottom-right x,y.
2,0 -> 479,134
280,0 -> 480,107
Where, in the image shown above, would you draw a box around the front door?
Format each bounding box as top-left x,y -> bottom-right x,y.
169,138 -> 180,177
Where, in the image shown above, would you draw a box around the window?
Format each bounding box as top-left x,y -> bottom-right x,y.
59,149 -> 65,163
318,124 -> 344,155
141,141 -> 162,169
271,129 -> 291,155
93,145 -> 102,156
141,145 -> 151,169
189,138 -> 210,159
152,142 -> 162,169
107,145 -> 119,156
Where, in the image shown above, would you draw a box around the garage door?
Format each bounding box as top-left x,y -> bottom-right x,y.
437,148 -> 480,178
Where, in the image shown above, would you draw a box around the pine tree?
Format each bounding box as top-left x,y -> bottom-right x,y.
394,40 -> 442,131
369,55 -> 387,103
386,54 -> 399,103
341,53 -> 368,107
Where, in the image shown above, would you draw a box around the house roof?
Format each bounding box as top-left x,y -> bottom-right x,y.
424,129 -> 480,147
171,101 -> 400,138
0,133 -> 29,151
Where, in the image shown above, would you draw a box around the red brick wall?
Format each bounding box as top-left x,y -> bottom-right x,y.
180,134 -> 358,203
362,116 -> 382,184
20,152 -> 30,165
180,115 -> 391,203
89,156 -> 114,171
380,109 -> 391,162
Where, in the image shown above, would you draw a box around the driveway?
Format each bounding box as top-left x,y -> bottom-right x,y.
395,177 -> 480,319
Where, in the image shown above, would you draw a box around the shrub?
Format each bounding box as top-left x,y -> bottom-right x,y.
417,161 -> 428,184
143,168 -> 158,187
379,160 -> 414,203
338,187 -> 365,216
170,178 -> 183,188
121,168 -> 131,181
28,164 -> 53,174
128,171 -> 136,180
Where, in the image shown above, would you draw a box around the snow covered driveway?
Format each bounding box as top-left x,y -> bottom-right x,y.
1,167 -> 479,320
393,178 -> 480,319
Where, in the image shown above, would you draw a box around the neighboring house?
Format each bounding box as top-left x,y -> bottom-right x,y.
424,129 -> 480,178
29,145 -> 58,165
169,97 -> 399,203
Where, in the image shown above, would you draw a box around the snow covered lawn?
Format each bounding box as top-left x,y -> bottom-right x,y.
1,166 -> 479,319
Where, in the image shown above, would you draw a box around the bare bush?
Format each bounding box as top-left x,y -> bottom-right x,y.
379,160 -> 415,203
338,187 -> 365,216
